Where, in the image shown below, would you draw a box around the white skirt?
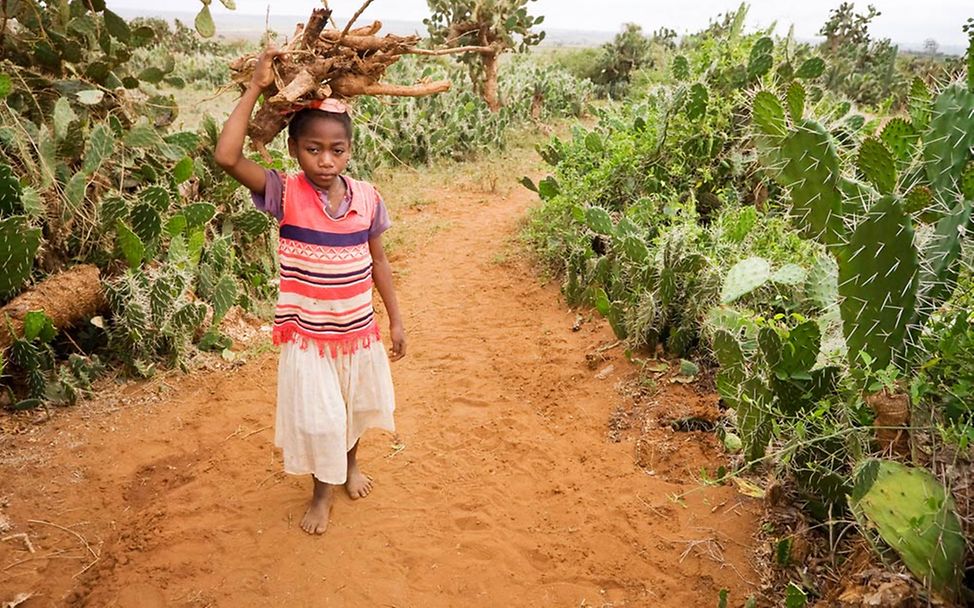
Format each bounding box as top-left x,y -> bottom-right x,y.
275,340 -> 396,484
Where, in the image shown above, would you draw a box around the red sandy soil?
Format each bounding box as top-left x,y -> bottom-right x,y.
0,165 -> 760,607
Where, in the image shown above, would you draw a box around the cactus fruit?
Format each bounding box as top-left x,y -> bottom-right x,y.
837,196 -> 918,371
785,81 -> 805,123
879,118 -> 918,166
922,84 -> 974,203
776,120 -> 846,247
685,83 -> 709,120
851,459 -> 965,599
856,137 -> 897,194
721,256 -> 771,304
0,216 -> 41,298
795,56 -> 825,80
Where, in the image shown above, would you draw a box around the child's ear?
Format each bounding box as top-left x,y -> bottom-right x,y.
287,137 -> 297,158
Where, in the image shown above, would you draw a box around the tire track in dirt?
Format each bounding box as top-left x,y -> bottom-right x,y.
1,161 -> 761,607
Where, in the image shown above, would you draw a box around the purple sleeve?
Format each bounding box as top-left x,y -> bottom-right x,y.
369,194 -> 392,238
250,169 -> 284,222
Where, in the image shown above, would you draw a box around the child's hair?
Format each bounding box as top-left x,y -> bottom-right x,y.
287,108 -> 353,141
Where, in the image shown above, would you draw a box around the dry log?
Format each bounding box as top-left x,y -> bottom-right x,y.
865,388 -> 911,458
0,264 -> 105,351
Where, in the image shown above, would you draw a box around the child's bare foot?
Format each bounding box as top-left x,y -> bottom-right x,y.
345,441 -> 373,499
300,477 -> 334,535
345,464 -> 373,499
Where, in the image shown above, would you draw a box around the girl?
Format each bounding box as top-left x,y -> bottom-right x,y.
214,45 -> 405,535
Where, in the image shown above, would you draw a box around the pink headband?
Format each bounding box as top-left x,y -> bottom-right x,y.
282,98 -> 350,116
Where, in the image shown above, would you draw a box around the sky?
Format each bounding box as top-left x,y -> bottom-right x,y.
106,0 -> 973,48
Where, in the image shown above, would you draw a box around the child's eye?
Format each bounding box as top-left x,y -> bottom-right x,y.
334,149 -> 345,155
306,147 -> 319,153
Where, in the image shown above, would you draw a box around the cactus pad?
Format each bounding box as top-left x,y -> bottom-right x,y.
795,56 -> 825,80
585,206 -> 614,236
685,83 -> 709,120
908,77 -> 932,133
805,252 -> 838,311
879,118 -> 918,165
785,81 -> 805,123
0,162 -> 22,217
0,216 -> 41,298
771,263 -> 807,286
777,120 -> 847,248
721,256 -> 771,303
115,220 -> 145,269
856,138 -> 897,194
141,186 -> 171,214
837,196 -> 918,371
233,208 -> 271,238
923,84 -> 974,202
747,37 -> 773,79
130,202 -> 162,249
851,459 -> 965,599
752,91 -> 787,138
672,55 -> 690,80
183,202 -> 217,229
211,273 -> 238,323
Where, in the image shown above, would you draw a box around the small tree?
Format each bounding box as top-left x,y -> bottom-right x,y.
923,38 -> 939,56
818,2 -> 880,53
588,23 -> 653,98
425,0 -> 545,112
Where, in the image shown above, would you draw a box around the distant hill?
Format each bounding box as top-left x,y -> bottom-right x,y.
113,8 -> 615,47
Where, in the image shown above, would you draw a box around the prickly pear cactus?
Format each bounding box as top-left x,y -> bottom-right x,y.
747,37 -> 773,80
795,56 -> 825,80
856,138 -> 897,194
0,162 -> 23,217
752,91 -> 787,138
720,256 -> 771,304
130,203 -> 162,250
685,83 -> 709,120
712,329 -> 745,408
837,196 -> 918,371
775,120 -> 847,248
672,55 -> 690,81
922,85 -> 974,203
0,216 -> 42,298
785,81 -> 805,123
851,459 -> 965,599
879,118 -> 918,166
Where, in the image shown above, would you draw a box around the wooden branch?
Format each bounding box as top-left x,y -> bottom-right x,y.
301,8 -> 332,49
330,76 -> 451,97
339,0 -> 376,42
405,45 -> 496,56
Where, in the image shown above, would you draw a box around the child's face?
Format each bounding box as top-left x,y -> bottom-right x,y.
288,117 -> 351,190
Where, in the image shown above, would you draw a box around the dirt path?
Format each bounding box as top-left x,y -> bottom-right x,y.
1,153 -> 760,607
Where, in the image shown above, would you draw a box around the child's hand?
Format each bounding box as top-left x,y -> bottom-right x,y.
390,324 -> 406,361
250,44 -> 286,90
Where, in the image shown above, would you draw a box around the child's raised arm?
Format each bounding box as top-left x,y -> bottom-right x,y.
214,45 -> 285,193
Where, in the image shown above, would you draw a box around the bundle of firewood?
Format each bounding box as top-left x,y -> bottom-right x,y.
230,4 -> 479,156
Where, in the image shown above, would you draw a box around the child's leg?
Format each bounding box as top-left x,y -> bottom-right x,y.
345,440 -> 374,499
300,476 -> 336,535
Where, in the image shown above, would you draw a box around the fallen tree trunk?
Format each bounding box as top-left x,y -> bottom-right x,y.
0,264 -> 105,351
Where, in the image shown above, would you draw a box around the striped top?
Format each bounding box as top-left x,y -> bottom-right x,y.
272,172 -> 383,357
